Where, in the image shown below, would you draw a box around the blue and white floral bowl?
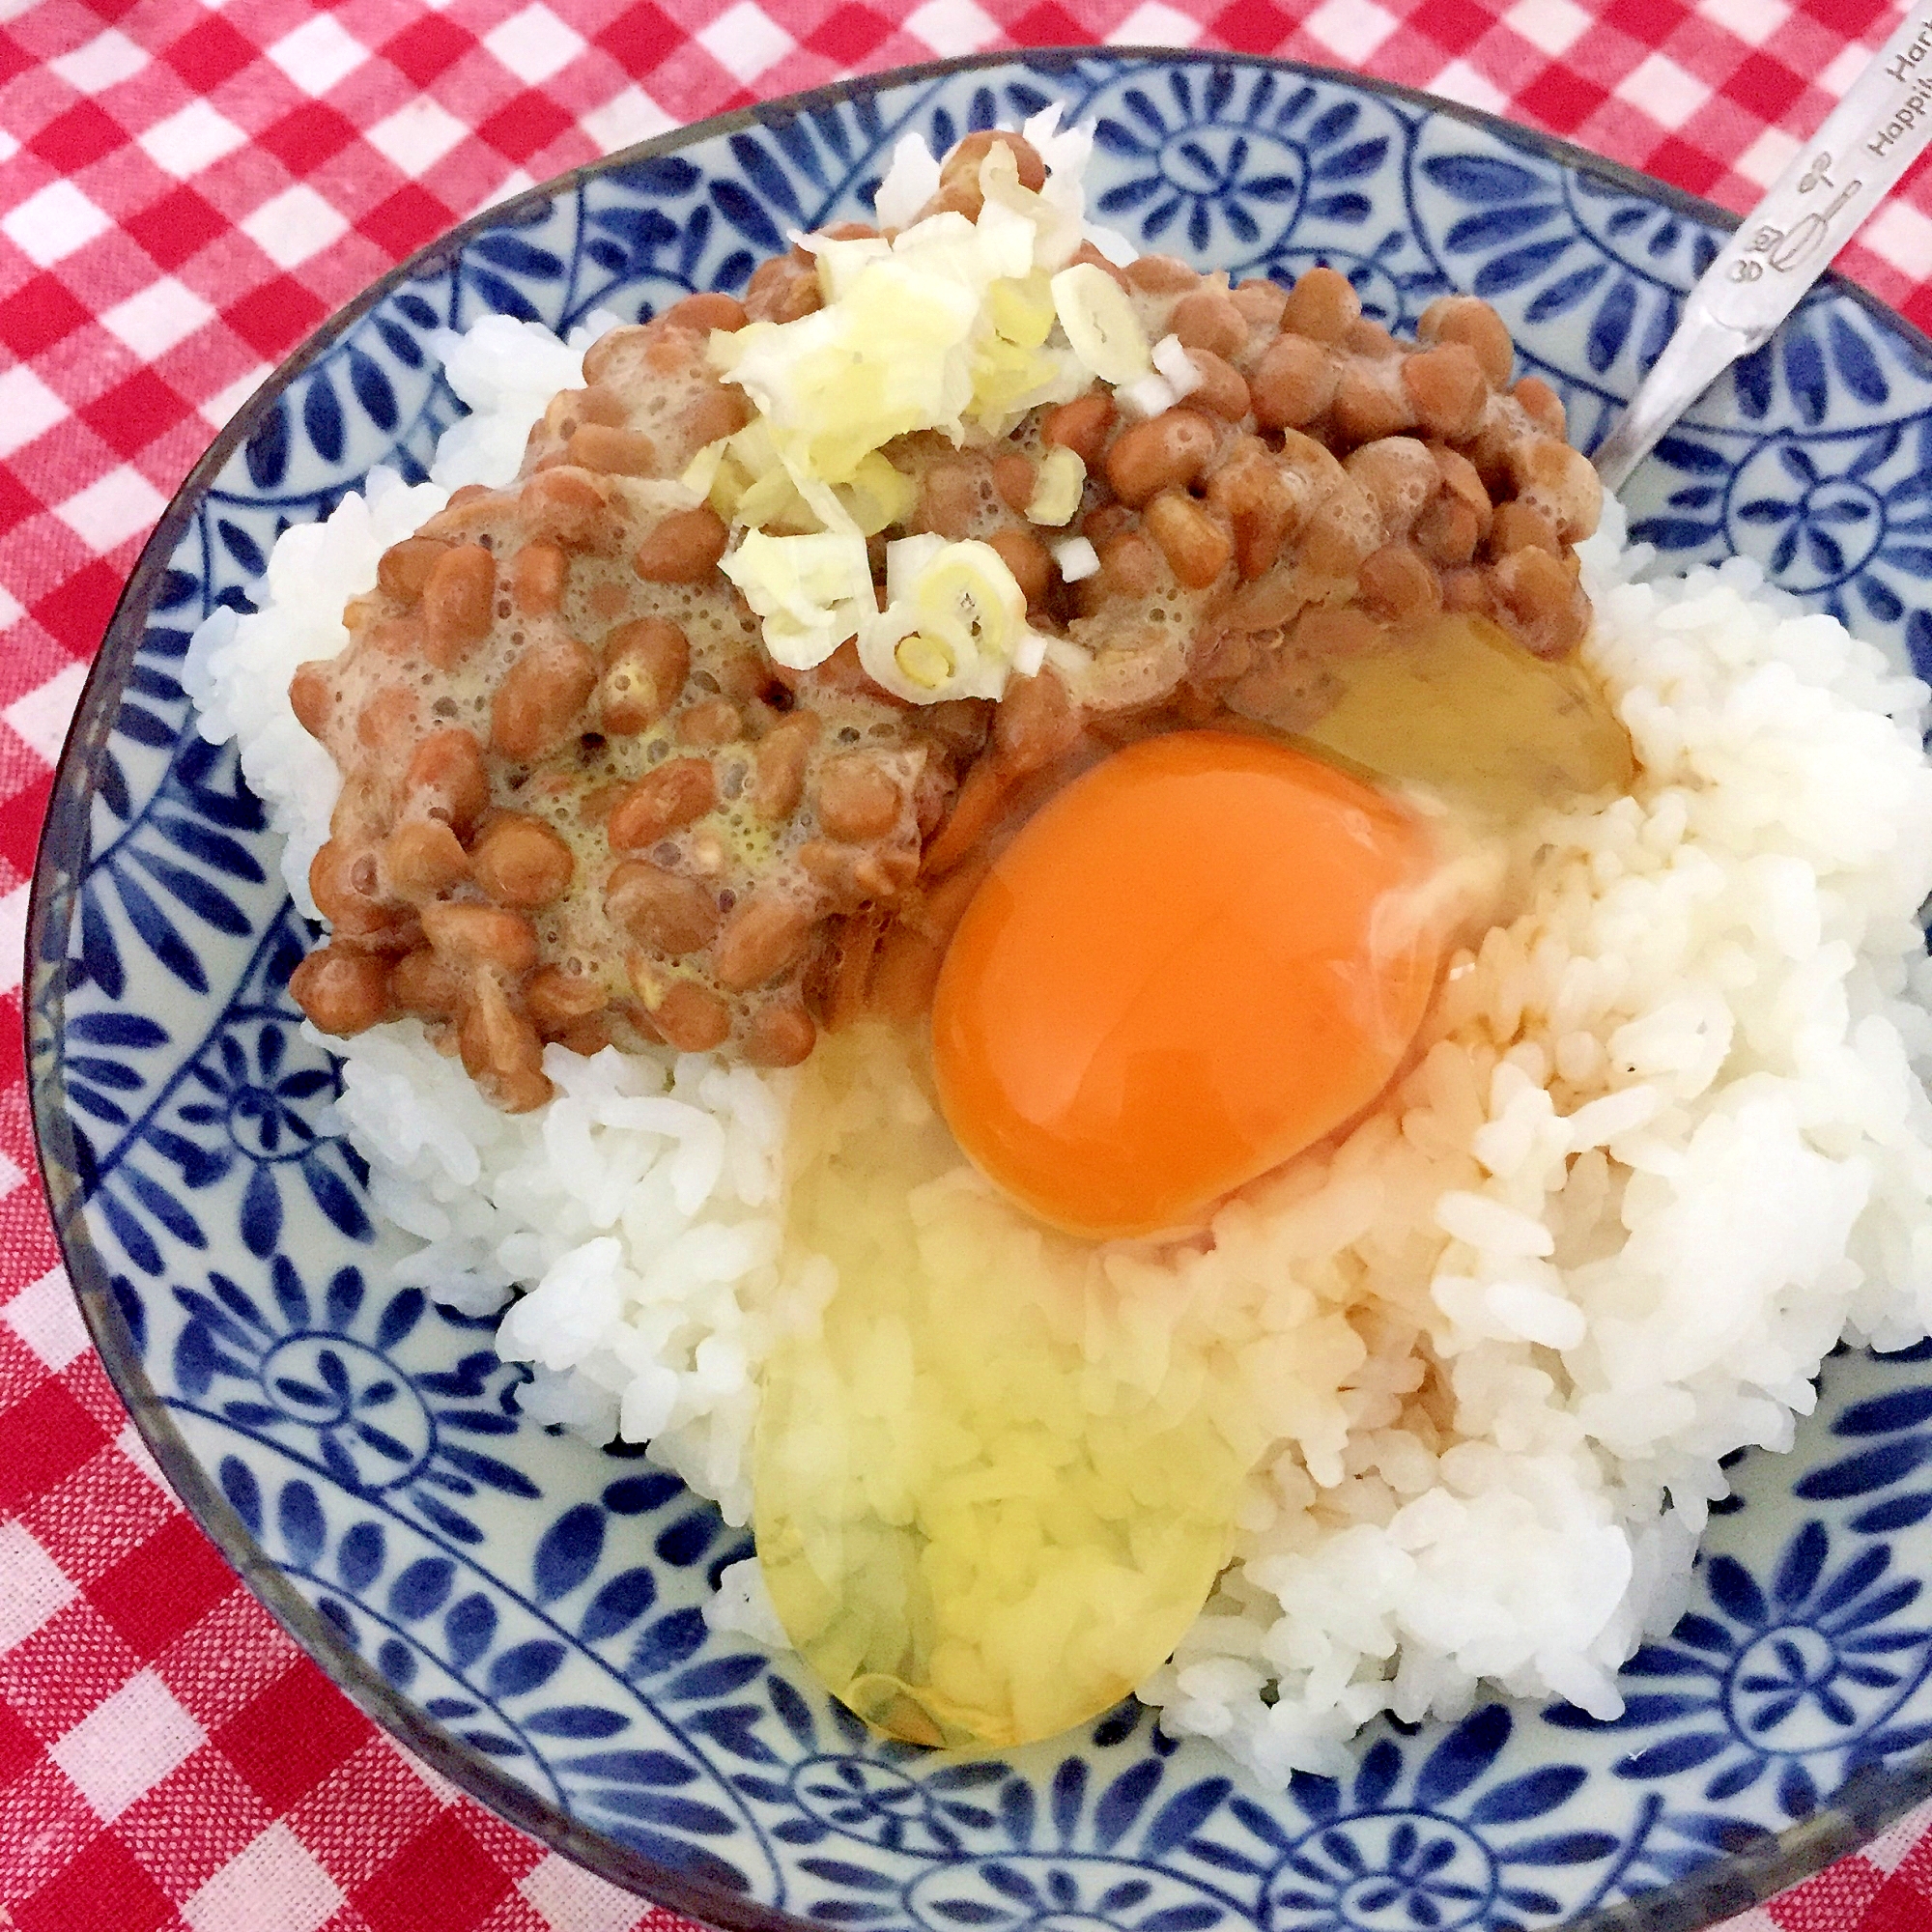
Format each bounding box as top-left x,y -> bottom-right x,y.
30,50 -> 1932,1932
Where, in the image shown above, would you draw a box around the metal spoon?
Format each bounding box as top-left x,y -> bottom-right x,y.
1593,9 -> 1932,494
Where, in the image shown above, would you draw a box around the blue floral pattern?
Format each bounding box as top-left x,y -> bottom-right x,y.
1639,422 -> 1932,646
1545,1352 -> 1932,1834
1087,68 -> 1444,320
28,49 -> 1932,1932
1253,1713 -> 1609,1929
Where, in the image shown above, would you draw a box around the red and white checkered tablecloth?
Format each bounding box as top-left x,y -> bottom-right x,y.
7,2 -> 1932,1927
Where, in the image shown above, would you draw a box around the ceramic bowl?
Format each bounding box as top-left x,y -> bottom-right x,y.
30,49 -> 1932,1932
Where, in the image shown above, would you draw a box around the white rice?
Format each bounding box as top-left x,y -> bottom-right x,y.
184,317 -> 1932,1783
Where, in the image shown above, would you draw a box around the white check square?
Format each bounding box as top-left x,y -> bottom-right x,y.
1864,202 -> 1932,280
118,1420 -> 172,1493
1859,1800 -> 1932,1874
54,468 -> 169,553
139,100 -> 248,178
1303,0 -> 1396,64
6,661 -> 92,764
485,4 -> 588,84
241,185 -> 349,269
48,28 -> 147,93
482,168 -> 538,211
1503,0 -> 1591,57
696,2 -> 795,84
0,1520 -> 74,1653
1613,52 -> 1710,129
51,1670 -> 204,1820
520,1850 -> 643,1931
904,0 -> 1000,57
200,365 -> 271,433
266,13 -> 368,96
365,99 -> 469,176
1108,4 -> 1201,46
1696,0 -> 1789,46
4,1266 -> 88,1371
1427,60 -> 1508,114
582,87 -> 676,156
184,1824 -> 343,1932
1735,126 -> 1800,189
1820,40 -> 1871,98
0,364 -> 69,459
3,179 -> 111,268
101,277 -> 215,359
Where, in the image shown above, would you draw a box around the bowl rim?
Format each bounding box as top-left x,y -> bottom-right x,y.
26,45 -> 1932,1932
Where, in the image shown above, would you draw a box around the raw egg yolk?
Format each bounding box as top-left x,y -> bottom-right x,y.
931,730 -> 1445,1238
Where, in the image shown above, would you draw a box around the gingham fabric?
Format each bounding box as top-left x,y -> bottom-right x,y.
6,1 -> 1932,1927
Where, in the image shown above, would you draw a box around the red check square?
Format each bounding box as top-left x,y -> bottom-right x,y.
357,184 -> 460,260
384,15 -> 479,89
29,100 -> 128,175
354,1812 -> 515,1932
260,102 -> 364,174
1008,5 -> 1085,46
1603,0 -> 1688,37
0,1378 -> 111,1512
16,1831 -> 176,1932
124,186 -> 228,272
477,92 -> 576,165
87,1513 -> 240,1662
0,275 -> 94,359
1726,52 -> 1808,123
1648,136 -> 1724,197
215,1658 -> 377,1812
1854,1874 -> 1932,1932
1414,0 -> 1494,56
1515,67 -> 1611,135
598,2 -> 680,74
78,368 -> 191,461
0,1692 -> 40,1786
1798,0 -> 1890,33
31,561 -> 127,662
1212,1 -> 1292,54
222,275 -> 330,359
809,7 -> 895,65
164,15 -> 259,92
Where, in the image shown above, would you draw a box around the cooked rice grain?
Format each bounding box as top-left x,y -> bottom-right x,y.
185,318 -> 1932,1784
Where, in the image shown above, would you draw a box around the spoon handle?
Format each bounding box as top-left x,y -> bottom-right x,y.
1593,8 -> 1932,493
